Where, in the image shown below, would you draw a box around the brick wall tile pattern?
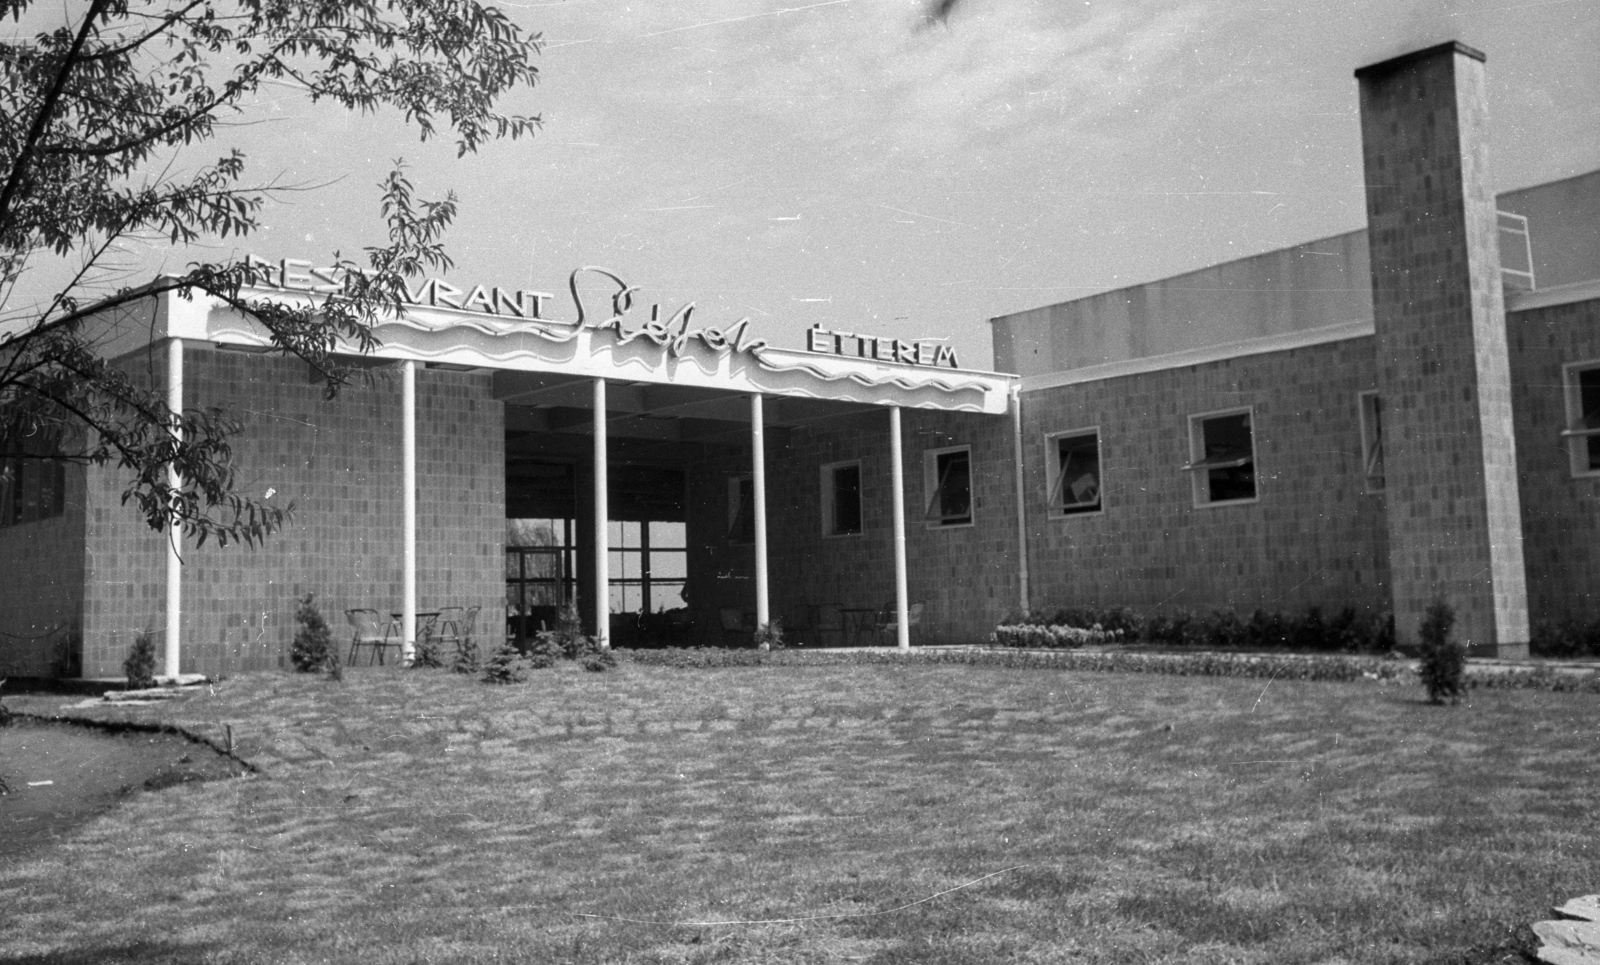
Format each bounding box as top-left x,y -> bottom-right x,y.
77,347 -> 504,677
1018,339 -> 1392,617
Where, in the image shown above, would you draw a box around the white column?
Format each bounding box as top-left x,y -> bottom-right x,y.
751,393 -> 769,629
164,338 -> 183,679
401,360 -> 418,663
593,378 -> 610,649
889,406 -> 910,650
1010,385 -> 1030,614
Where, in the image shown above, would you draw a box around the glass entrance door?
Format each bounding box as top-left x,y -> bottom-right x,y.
506,518 -> 576,644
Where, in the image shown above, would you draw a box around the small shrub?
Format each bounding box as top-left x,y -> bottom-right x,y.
515,606 -> 614,671
1207,609 -> 1247,649
526,630 -> 563,669
1293,606 -> 1329,651
481,639 -> 532,684
549,605 -> 589,659
1325,606 -> 1362,652
753,620 -> 785,651
1245,609 -> 1291,650
1141,612 -> 1179,646
579,636 -> 618,672
518,604 -> 589,663
1418,599 -> 1465,705
452,634 -> 481,675
123,631 -> 157,689
291,594 -> 340,678
411,631 -> 444,669
1531,616 -> 1600,659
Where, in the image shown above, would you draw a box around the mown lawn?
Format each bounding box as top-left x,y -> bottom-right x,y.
2,659 -> 1596,964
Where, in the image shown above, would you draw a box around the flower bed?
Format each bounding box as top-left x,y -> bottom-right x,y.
990,623 -> 1118,649
995,604 -> 1397,655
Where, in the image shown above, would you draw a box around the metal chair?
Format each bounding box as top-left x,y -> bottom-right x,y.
783,604 -> 816,647
457,605 -> 481,657
815,604 -> 845,647
432,606 -> 465,649
346,608 -> 400,665
416,611 -> 441,649
874,602 -> 925,646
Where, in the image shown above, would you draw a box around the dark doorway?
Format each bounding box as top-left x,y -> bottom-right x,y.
505,436 -> 691,647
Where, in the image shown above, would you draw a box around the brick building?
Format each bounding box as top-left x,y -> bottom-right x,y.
996,42 -> 1600,659
3,41 -> 1598,677
0,263 -> 1016,678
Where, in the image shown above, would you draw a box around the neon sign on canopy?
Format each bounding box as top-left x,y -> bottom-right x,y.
244,255 -> 554,319
805,325 -> 958,369
241,256 -> 956,369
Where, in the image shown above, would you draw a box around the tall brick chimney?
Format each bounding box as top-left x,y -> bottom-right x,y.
1356,41 -> 1529,658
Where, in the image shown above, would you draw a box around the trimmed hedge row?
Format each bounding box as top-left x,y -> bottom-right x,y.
617,646 -> 1600,692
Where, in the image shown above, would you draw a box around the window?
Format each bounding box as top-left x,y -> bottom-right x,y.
727,474 -> 754,543
0,434 -> 68,529
821,460 -> 863,536
609,520 -> 688,614
1185,408 -> 1258,506
1563,362 -> 1600,477
1358,391 -> 1385,492
923,446 -> 973,527
506,517 -> 576,642
1046,429 -> 1102,516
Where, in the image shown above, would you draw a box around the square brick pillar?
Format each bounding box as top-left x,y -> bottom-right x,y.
1357,42 -> 1529,658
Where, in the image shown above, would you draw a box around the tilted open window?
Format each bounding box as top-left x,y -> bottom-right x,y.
1184,408 -> 1257,506
923,446 -> 972,528
1358,391 -> 1385,492
1046,429 -> 1102,516
1562,362 -> 1600,478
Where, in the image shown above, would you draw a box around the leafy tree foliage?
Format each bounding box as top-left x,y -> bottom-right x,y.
0,0 -> 540,546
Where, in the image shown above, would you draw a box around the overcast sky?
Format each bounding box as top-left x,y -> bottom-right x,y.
18,0 -> 1600,369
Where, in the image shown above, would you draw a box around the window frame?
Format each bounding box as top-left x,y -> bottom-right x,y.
606,519 -> 689,615
1357,390 -> 1385,493
1561,360 -> 1600,479
1044,427 -> 1104,518
922,444 -> 974,529
0,454 -> 68,530
820,459 -> 864,538
1183,406 -> 1260,508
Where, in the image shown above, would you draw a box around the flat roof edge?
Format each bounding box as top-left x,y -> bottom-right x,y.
987,227 -> 1369,326
1019,319 -> 1374,392
1508,279 -> 1600,313
1354,41 -> 1485,79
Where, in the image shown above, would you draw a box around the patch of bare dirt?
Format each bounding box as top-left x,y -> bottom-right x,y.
0,718 -> 247,861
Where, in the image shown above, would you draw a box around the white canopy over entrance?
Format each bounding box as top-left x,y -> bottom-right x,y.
124,267 -> 1016,671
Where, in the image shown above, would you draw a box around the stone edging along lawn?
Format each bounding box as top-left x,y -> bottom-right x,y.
7,711 -> 263,774
620,645 -> 1600,692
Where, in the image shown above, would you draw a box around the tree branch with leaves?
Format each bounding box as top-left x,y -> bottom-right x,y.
0,0 -> 540,546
